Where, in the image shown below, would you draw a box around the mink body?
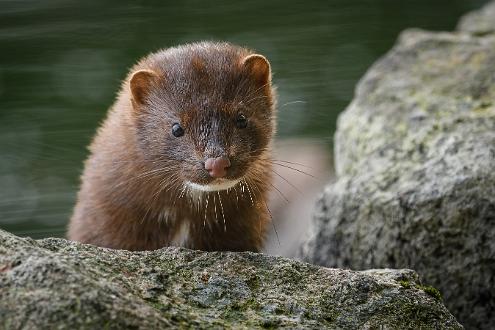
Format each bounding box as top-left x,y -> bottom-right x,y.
68,42 -> 276,252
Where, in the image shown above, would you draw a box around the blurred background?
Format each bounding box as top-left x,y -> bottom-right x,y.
0,0 -> 488,254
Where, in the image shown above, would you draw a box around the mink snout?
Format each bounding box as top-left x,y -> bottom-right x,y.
204,156 -> 231,178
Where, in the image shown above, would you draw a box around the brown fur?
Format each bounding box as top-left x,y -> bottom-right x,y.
68,42 -> 276,252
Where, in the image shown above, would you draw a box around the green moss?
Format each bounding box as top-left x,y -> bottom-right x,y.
419,285 -> 442,301
398,281 -> 442,301
398,302 -> 441,327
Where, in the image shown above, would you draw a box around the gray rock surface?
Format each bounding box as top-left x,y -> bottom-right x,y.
458,1 -> 495,35
0,230 -> 461,329
299,1 -> 495,329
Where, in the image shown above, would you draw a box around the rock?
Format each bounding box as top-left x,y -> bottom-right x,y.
457,1 -> 495,35
299,2 -> 495,329
0,230 -> 461,329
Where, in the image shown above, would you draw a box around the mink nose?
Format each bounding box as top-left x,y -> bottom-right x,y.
204,156 -> 231,178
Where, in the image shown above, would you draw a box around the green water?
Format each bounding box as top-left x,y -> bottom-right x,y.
0,0 -> 487,238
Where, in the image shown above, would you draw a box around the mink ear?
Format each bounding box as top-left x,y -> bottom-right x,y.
242,54 -> 271,88
129,69 -> 159,105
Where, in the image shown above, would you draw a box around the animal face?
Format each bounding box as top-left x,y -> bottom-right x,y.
129,42 -> 276,191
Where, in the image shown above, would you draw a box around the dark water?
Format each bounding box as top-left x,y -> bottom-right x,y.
0,0 -> 487,238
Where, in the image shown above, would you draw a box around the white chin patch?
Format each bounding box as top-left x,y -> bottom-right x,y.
186,178 -> 241,192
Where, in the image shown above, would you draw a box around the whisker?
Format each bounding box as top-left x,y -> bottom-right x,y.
141,173 -> 181,224
243,179 -> 255,206
270,169 -> 303,194
136,167 -> 174,179
270,159 -> 314,170
279,100 -> 306,108
217,191 -> 227,232
236,81 -> 272,107
204,193 -> 209,227
213,192 -> 219,223
232,184 -> 239,208
264,199 -> 280,246
239,81 -> 270,103
246,179 -> 281,247
243,94 -> 270,106
267,181 -> 290,204
115,167 -> 174,188
269,162 -> 318,179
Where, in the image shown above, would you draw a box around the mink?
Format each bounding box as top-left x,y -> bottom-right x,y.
67,41 -> 276,252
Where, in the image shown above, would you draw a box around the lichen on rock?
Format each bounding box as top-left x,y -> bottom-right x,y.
299,1 -> 495,329
0,230 -> 461,329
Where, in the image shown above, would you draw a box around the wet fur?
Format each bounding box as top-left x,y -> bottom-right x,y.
68,42 -> 276,252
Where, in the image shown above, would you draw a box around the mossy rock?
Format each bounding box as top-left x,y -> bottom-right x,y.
299,2 -> 495,329
0,230 -> 461,329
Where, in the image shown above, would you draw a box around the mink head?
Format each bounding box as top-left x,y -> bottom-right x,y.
127,42 -> 276,192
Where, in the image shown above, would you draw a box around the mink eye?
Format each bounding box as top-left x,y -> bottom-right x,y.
235,114 -> 248,129
172,123 -> 184,137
